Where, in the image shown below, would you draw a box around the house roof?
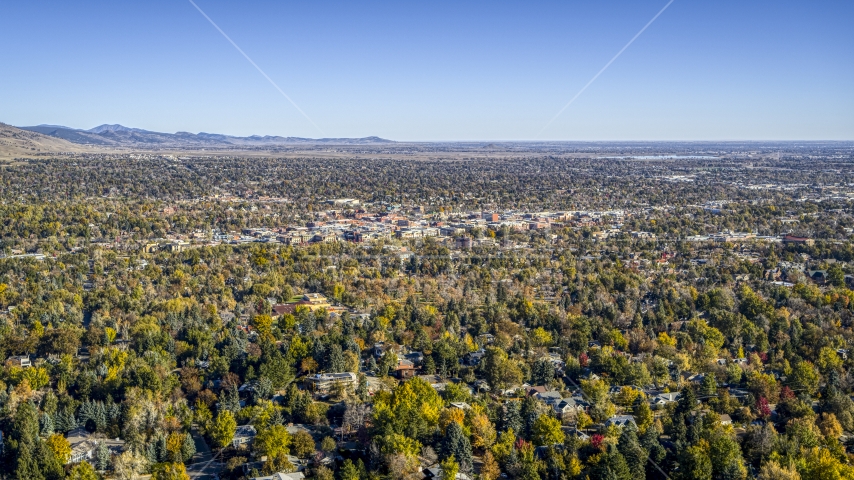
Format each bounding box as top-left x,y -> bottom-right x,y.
251,472 -> 306,480
235,425 -> 258,438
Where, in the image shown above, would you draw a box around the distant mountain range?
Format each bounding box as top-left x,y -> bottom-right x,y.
0,122 -> 90,160
19,124 -> 394,148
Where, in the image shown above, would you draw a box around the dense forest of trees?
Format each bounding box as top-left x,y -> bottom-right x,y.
0,147 -> 853,479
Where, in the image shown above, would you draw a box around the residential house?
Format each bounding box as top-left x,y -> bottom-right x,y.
5,355 -> 31,368
535,391 -> 563,406
394,359 -> 417,379
304,372 -> 358,394
650,392 -> 680,407
552,398 -> 583,420
425,465 -> 472,480
604,415 -> 637,428
233,425 -> 258,448
65,427 -> 125,465
251,472 -> 306,480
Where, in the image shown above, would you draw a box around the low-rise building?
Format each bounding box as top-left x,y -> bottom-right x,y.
5,355 -> 31,368
233,425 -> 258,448
604,415 -> 637,428
304,372 -> 358,394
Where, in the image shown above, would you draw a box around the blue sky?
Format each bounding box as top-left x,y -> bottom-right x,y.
1,0 -> 852,141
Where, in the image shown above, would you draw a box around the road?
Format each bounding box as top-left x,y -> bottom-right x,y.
186,426 -> 225,479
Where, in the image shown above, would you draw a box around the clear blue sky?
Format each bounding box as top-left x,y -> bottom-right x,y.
1,0 -> 852,141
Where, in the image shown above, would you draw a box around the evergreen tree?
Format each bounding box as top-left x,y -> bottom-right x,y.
270,408 -> 285,426
40,412 -> 55,437
676,387 -> 696,414
442,422 -> 473,473
95,441 -> 112,471
181,432 -> 197,462
255,376 -> 274,402
36,440 -> 65,480
356,374 -> 369,402
14,444 -> 44,480
617,425 -> 646,480
700,373 -> 717,397
671,412 -> 687,448
531,359 -> 556,386
520,396 -> 540,439
145,441 -> 158,464
328,344 -> 346,372
221,385 -> 241,414
687,418 -> 702,445
606,444 -> 633,480
640,425 -> 666,467
502,401 -> 522,434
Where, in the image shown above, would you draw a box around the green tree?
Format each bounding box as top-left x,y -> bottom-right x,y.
441,455 -> 460,480
532,414 -> 564,446
338,459 -> 360,480
789,361 -> 820,395
442,422 -> 473,473
482,347 -> 524,391
68,462 -> 100,480
617,425 -> 646,480
210,411 -> 237,449
680,441 -> 712,480
372,377 -> 443,441
151,462 -> 191,480
254,425 -> 292,458
291,430 -> 316,458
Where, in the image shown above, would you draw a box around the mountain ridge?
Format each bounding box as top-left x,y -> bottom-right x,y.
0,123 -> 91,160
21,124 -> 395,147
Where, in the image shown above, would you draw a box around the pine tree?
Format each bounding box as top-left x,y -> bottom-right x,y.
181,432 -> 197,462
255,376 -> 274,402
617,425 -> 646,480
502,401 -> 522,434
14,444 -> 44,480
221,385 -> 241,413
676,387 -> 696,414
328,344 -> 345,372
671,412 -> 687,447
520,396 -> 540,439
606,444 -> 633,480
442,422 -> 473,473
155,433 -> 168,462
145,441 -> 158,464
356,374 -> 369,402
531,359 -> 555,386
640,425 -> 666,467
270,408 -> 285,426
40,412 -> 55,437
95,401 -> 108,432
95,441 -> 111,471
36,440 -> 65,480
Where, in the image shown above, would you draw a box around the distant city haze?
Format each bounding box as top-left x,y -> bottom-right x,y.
2,0 -> 852,141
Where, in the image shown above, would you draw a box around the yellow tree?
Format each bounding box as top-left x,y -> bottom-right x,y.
532,415 -> 564,446
254,425 -> 292,458
45,433 -> 71,463
469,412 -> 497,449
480,451 -> 500,480
151,462 -> 191,480
68,462 -> 100,480
440,455 -> 460,480
210,410 -> 237,449
439,408 -> 466,434
165,432 -> 186,463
